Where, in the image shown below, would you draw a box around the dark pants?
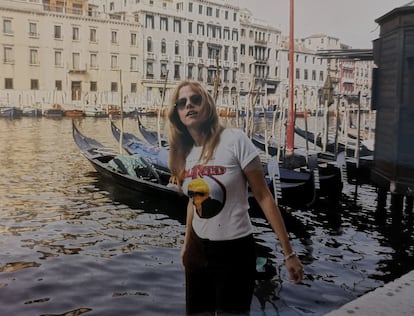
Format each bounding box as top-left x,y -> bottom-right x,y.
184,229 -> 256,315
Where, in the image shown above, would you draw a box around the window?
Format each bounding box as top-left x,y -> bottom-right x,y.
216,9 -> 220,18
197,23 -> 204,36
131,83 -> 137,93
161,63 -> 167,78
198,65 -> 203,81
72,52 -> 80,69
224,46 -> 228,61
188,21 -> 192,34
3,19 -> 12,34
147,37 -> 152,52
224,28 -> 230,40
54,25 -> 62,39
224,10 -> 228,20
175,41 -> 179,55
198,4 -> 202,14
295,68 -> 300,79
130,56 -> 137,71
111,55 -> 118,69
4,46 -> 13,63
31,79 -> 39,90
145,15 -> 154,29
90,53 -> 97,69
111,31 -> 118,44
90,81 -> 97,91
206,7 -> 212,16
188,40 -> 194,57
304,69 -> 308,80
319,71 -> 324,81
30,48 -> 39,65
130,32 -> 137,46
5,78 -> 13,89
188,65 -> 193,79
72,85 -> 83,103
232,47 -> 237,62
146,62 -> 153,78
174,64 -> 180,80
29,22 -> 38,37
174,19 -> 181,33
56,1 -> 64,12
72,27 -> 80,41
55,80 -> 62,91
160,17 -> 168,31
111,82 -> 118,92
188,2 -> 192,12
54,50 -> 62,67
197,42 -> 203,58
73,3 -> 82,14
312,70 -> 316,80
232,29 -> 238,41
90,28 -> 97,42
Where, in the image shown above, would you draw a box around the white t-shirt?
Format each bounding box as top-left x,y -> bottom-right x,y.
182,128 -> 259,240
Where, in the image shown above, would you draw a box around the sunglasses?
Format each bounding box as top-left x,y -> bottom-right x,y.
175,94 -> 202,109
188,190 -> 207,198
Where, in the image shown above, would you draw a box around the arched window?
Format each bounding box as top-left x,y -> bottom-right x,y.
175,40 -> 179,55
147,37 -> 152,52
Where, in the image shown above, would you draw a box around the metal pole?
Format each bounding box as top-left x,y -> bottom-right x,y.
286,0 -> 295,158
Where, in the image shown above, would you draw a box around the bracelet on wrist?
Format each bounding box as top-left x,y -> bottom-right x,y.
284,251 -> 297,261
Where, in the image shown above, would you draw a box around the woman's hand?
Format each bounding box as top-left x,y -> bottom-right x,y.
285,254 -> 303,284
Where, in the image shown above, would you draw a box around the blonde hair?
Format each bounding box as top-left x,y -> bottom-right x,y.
167,80 -> 224,186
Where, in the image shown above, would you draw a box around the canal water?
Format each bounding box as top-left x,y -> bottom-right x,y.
0,116 -> 413,316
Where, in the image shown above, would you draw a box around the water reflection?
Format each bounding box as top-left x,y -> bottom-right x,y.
0,117 -> 413,315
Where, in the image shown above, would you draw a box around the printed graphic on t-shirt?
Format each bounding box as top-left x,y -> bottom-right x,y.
185,165 -> 226,218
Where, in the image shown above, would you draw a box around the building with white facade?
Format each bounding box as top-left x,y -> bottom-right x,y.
0,0 -> 369,112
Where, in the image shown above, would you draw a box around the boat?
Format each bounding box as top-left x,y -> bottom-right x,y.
110,120 -> 170,175
137,116 -> 168,147
64,109 -> 84,117
22,107 -> 42,117
0,106 -> 23,118
84,106 -> 108,118
251,132 -> 307,168
294,125 -> 373,185
43,104 -> 64,118
112,121 -> 317,210
72,121 -> 187,207
294,125 -> 373,157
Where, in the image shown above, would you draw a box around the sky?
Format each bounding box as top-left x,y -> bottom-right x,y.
229,0 -> 411,48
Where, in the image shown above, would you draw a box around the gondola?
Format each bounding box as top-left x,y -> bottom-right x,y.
294,125 -> 373,185
252,132 -> 343,202
294,125 -> 373,157
110,120 -> 170,176
72,120 -> 186,207
111,121 -> 317,210
137,116 -> 168,147
251,132 -> 307,168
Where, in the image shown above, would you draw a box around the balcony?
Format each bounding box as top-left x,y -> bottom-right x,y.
159,54 -> 169,61
254,39 -> 267,45
29,32 -> 40,38
146,52 -> 156,60
187,56 -> 196,64
174,56 -> 182,63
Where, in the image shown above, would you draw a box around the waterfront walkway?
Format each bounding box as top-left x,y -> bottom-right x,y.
325,270 -> 414,315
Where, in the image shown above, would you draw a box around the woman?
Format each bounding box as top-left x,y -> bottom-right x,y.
168,80 -> 303,315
